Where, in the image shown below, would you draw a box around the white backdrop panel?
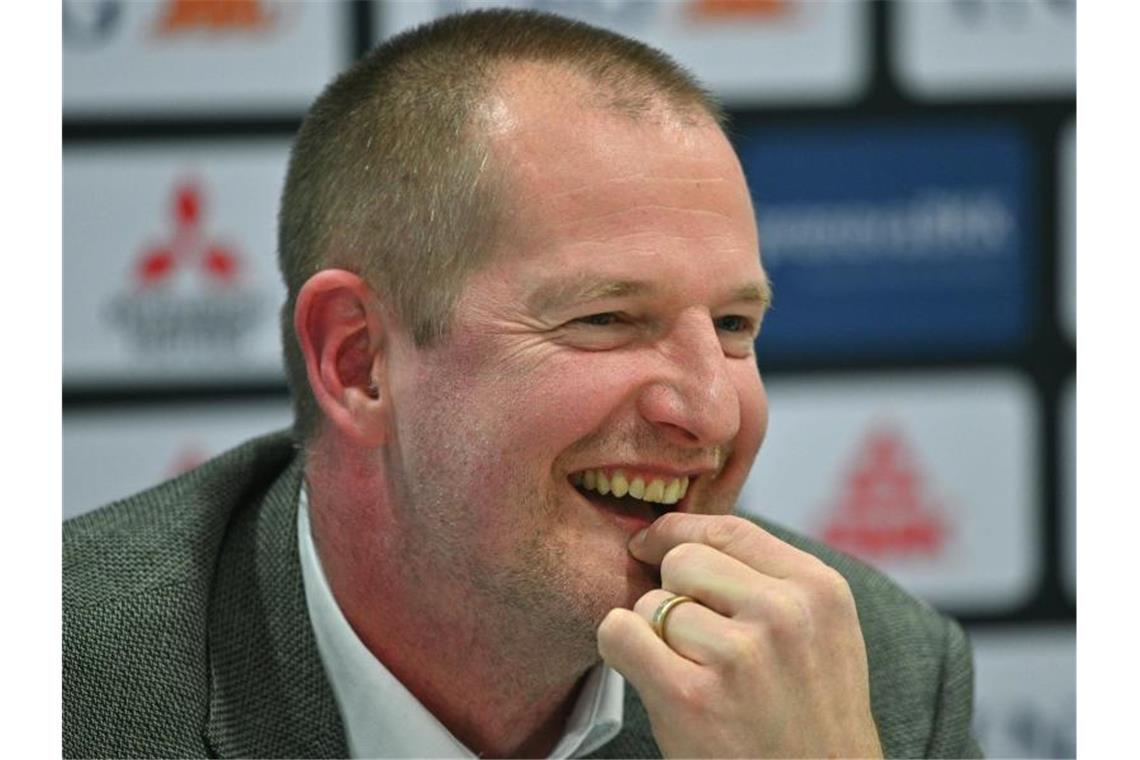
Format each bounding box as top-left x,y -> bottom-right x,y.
969,626 -> 1076,758
739,371 -> 1039,610
893,0 -> 1075,100
63,0 -> 344,116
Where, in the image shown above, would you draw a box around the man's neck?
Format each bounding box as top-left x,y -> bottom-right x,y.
305,475 -> 594,758
340,593 -> 588,758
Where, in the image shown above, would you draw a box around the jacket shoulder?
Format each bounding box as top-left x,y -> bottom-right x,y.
752,517 -> 981,759
62,430 -> 299,758
63,430 -> 297,606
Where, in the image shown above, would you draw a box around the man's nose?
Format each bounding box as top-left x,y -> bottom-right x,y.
635,311 -> 741,449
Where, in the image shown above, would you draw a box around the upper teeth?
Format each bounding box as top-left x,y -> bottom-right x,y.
574,469 -> 690,505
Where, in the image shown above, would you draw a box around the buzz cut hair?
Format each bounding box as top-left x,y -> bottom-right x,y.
277,7 -> 724,442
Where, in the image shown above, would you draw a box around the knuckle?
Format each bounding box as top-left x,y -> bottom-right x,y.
706,514 -> 753,547
806,564 -> 855,610
597,608 -> 631,641
767,594 -> 813,642
596,607 -> 623,640
633,590 -> 665,619
596,608 -> 639,660
660,542 -> 701,577
721,625 -> 763,665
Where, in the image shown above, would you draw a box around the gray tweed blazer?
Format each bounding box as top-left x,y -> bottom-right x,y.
63,431 -> 983,758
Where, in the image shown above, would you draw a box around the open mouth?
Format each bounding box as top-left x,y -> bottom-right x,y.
569,468 -> 691,524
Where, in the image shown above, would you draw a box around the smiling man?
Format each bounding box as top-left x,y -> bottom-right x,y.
63,9 -> 981,759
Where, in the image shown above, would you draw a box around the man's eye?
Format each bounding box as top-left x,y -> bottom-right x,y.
715,315 -> 753,334
574,313 -> 621,327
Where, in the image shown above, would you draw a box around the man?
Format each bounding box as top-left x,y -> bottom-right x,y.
64,9 -> 981,758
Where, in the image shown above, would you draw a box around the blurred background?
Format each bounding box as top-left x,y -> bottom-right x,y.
62,1 -> 1075,756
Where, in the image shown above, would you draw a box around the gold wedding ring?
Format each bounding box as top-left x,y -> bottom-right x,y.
651,594 -> 695,644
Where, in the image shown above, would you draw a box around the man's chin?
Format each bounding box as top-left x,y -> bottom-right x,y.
579,554 -> 659,633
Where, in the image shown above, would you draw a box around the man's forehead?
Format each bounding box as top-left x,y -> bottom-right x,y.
476,62 -> 743,214
473,62 -> 762,319
480,62 -> 721,152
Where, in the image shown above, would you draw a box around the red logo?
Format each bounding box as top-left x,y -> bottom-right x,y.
687,0 -> 792,21
154,0 -> 278,36
136,180 -> 240,288
819,426 -> 949,559
106,175 -> 264,355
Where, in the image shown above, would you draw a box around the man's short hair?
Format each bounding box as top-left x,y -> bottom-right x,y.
277,8 -> 724,441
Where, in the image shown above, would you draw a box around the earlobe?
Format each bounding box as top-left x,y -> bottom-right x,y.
295,269 -> 390,447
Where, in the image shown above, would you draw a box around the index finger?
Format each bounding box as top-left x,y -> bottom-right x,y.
629,512 -> 816,578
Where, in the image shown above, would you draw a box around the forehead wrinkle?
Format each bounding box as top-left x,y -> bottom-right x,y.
549,203 -> 743,233
530,175 -> 744,225
540,172 -> 738,203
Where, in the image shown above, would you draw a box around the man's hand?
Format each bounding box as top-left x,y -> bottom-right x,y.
597,513 -> 883,759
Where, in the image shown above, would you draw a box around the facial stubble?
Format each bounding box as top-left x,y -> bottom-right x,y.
392,417 -> 632,687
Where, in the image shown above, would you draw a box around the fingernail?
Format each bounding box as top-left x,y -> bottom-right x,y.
629,528 -> 648,551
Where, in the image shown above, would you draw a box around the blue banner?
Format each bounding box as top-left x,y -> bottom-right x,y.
738,122 -> 1033,360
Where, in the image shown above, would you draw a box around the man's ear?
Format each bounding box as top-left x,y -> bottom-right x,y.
294,269 -> 390,447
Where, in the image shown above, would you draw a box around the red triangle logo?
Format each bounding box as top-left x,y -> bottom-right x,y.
135,179 -> 241,288
819,426 -> 949,559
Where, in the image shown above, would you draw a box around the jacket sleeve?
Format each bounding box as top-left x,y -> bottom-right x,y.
924,617 -> 984,758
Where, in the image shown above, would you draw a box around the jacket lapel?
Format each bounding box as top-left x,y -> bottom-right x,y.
204,452 -> 349,758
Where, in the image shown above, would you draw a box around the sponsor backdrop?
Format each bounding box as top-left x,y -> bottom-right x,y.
62,1 -> 1075,756
64,141 -> 291,384
736,122 -> 1034,359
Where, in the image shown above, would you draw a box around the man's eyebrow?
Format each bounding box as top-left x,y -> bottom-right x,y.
527,277 -> 654,313
526,275 -> 772,313
733,280 -> 773,311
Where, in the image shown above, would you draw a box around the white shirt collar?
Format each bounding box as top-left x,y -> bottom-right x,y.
297,485 -> 625,758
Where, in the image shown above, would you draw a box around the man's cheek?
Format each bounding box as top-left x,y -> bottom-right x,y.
740,375 -> 769,452
513,381 -> 619,439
